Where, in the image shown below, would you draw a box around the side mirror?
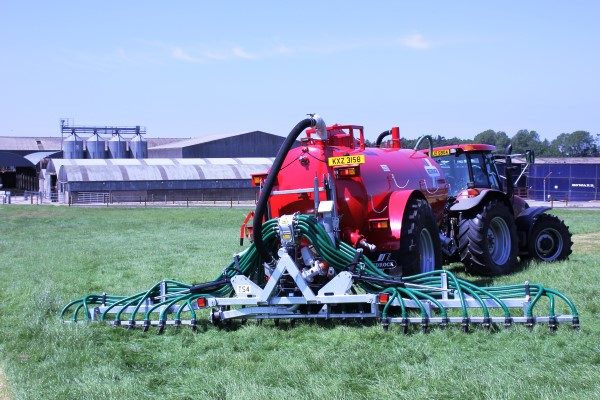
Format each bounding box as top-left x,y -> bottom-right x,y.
525,149 -> 535,164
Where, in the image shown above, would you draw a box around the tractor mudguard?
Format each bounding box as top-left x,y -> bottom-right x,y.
388,190 -> 421,243
449,189 -> 510,213
515,206 -> 552,236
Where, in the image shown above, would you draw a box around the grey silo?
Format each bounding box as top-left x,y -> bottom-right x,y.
129,134 -> 148,159
86,133 -> 106,159
108,134 -> 127,158
63,133 -> 84,159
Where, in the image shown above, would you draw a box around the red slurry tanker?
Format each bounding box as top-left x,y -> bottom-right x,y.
251,121 -> 448,276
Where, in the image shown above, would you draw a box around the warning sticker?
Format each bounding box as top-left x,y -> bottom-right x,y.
423,159 -> 440,178
328,155 -> 366,167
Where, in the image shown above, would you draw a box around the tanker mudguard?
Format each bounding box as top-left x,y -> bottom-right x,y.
388,190 -> 421,243
449,189 -> 511,213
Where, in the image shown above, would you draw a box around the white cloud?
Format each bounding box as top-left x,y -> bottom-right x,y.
203,50 -> 228,61
171,47 -> 202,63
273,43 -> 293,55
400,33 -> 431,50
232,46 -> 257,60
170,45 -> 258,62
142,34 -> 437,66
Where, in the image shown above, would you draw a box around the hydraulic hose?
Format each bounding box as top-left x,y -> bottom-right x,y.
375,130 -> 391,147
252,116 -> 320,264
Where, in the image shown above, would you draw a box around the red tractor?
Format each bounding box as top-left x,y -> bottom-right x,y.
428,143 -> 572,275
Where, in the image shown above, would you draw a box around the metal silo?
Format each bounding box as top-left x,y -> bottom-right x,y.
129,134 -> 148,159
86,133 -> 106,159
108,134 -> 127,158
63,132 -> 84,159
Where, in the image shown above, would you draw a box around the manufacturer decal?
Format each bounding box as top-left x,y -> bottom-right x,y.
374,253 -> 397,269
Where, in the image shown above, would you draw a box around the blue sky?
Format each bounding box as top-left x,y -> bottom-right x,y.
0,1 -> 598,141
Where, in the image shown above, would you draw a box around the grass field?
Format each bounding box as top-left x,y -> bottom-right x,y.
1,206 -> 599,399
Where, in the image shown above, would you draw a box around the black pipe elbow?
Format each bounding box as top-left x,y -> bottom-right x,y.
252,117 -> 318,264
375,130 -> 391,147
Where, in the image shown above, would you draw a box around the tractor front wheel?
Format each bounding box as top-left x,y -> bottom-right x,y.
527,213 -> 572,262
458,199 -> 518,276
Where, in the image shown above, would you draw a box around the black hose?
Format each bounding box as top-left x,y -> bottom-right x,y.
375,130 -> 390,147
253,117 -> 317,264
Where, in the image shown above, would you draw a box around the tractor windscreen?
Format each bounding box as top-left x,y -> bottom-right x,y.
435,152 -> 501,196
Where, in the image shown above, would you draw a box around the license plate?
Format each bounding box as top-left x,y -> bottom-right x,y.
327,155 -> 366,167
431,149 -> 450,157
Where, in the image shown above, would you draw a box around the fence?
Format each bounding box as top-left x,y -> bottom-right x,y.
527,164 -> 599,201
69,189 -> 257,207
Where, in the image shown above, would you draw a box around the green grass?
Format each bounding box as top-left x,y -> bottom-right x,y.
0,206 -> 599,399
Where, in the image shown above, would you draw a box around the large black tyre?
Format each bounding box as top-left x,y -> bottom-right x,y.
458,199 -> 518,276
390,197 -> 442,276
527,213 -> 572,262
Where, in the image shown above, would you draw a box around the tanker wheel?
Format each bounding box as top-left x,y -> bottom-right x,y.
458,199 -> 518,276
527,213 -> 572,262
390,197 -> 442,276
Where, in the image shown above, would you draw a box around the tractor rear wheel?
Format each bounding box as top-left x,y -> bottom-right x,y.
391,197 -> 442,276
458,199 -> 518,276
527,213 -> 572,262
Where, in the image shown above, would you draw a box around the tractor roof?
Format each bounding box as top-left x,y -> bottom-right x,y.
430,143 -> 496,154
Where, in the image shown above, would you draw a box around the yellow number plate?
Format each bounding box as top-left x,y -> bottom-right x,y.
431,149 -> 450,157
327,155 -> 366,167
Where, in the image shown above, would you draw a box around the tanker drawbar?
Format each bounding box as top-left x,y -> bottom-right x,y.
62,115 -> 580,332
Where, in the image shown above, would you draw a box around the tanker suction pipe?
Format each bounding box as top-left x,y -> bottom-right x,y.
375,130 -> 390,147
252,115 -> 324,264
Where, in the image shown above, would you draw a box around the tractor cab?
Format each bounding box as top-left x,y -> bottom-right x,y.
430,144 -> 502,197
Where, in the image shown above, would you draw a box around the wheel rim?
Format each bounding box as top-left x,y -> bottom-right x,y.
419,228 -> 435,272
486,217 -> 511,265
534,227 -> 563,261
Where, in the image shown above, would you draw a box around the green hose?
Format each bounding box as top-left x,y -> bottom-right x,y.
61,214 -> 579,330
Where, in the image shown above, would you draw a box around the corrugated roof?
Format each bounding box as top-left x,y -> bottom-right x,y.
0,151 -> 35,167
534,157 -> 600,164
0,137 -> 62,151
57,159 -> 273,183
0,136 -> 188,151
46,157 -> 274,174
24,151 -> 61,165
148,131 -> 282,149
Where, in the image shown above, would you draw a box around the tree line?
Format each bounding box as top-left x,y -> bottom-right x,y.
394,130 -> 599,157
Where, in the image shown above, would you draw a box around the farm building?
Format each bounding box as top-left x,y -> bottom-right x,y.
526,157 -> 600,201
43,158 -> 274,204
147,131 -> 292,158
0,135 -> 185,191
